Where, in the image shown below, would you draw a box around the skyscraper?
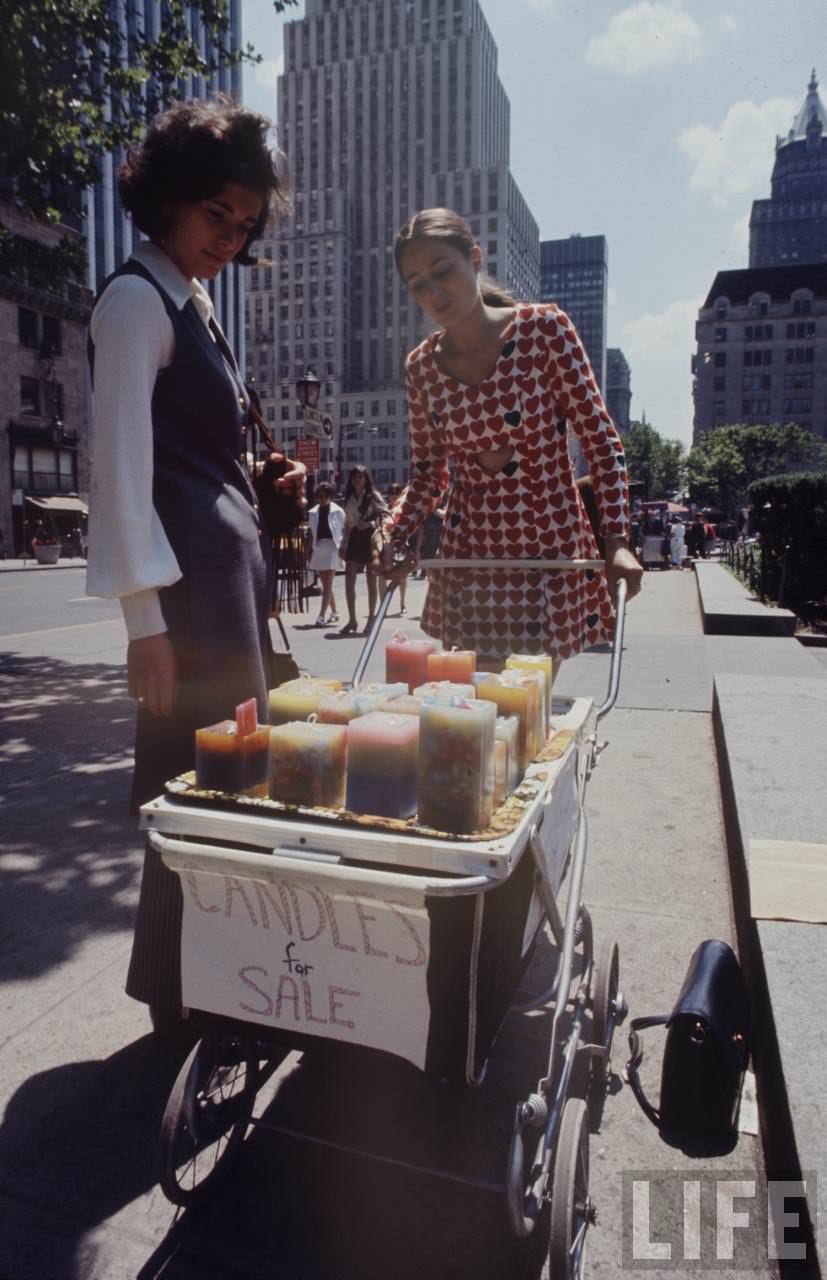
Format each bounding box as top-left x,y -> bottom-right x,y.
749,70 -> 827,269
539,235 -> 608,392
84,1 -> 245,352
606,348 -> 631,433
247,0 -> 539,487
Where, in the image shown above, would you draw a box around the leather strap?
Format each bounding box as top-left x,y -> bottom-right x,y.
626,1016 -> 669,1128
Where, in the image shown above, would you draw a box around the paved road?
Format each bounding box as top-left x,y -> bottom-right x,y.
0,568 -> 778,1279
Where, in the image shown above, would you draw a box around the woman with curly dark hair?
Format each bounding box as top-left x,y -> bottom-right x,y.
86,96 -> 288,1031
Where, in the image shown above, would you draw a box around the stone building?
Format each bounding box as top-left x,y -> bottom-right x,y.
606,347 -> 632,433
0,202 -> 93,555
84,0 -> 246,354
539,234 -> 608,392
246,0 -> 540,489
749,71 -> 827,269
692,263 -> 827,443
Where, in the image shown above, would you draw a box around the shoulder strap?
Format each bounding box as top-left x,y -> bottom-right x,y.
626,1016 -> 669,1128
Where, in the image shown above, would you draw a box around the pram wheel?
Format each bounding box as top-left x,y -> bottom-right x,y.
589,938 -> 622,1097
159,1033 -> 258,1206
549,1097 -> 592,1279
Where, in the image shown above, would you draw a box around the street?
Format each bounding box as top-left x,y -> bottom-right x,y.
0,566 -> 777,1279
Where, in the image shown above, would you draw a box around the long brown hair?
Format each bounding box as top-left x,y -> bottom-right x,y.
394,207 -> 516,307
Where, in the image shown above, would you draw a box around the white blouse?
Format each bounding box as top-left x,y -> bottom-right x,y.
85,241 -> 221,640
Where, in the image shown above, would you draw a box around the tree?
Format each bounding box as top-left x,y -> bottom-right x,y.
623,420 -> 687,500
0,0 -> 297,277
686,422 -> 827,513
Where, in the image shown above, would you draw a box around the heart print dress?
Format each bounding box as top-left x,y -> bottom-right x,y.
387,303 -> 630,663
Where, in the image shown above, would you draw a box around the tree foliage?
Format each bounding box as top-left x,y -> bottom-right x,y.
623,420 -> 687,500
686,422 -> 827,513
0,0 -> 296,276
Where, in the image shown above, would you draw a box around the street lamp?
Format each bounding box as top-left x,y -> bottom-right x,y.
295,367 -> 321,411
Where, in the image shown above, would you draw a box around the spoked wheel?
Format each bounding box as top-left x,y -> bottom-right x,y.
505,1098 -> 547,1239
589,938 -> 621,1097
549,1098 -> 593,1279
159,1033 -> 258,1206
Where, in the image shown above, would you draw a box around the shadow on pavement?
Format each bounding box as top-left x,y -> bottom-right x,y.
0,1033 -> 195,1280
1,652 -> 141,983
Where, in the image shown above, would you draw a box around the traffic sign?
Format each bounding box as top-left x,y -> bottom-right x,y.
295,438 -> 321,471
300,406 -> 334,440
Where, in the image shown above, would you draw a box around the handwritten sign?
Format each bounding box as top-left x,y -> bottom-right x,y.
176,863 -> 432,1069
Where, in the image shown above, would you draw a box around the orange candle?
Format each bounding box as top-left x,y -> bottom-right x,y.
426,648 -> 476,684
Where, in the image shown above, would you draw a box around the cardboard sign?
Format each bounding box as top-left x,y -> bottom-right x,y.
176,861 -> 432,1068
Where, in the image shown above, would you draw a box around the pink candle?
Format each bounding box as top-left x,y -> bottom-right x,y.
385,632 -> 439,694
426,649 -> 476,684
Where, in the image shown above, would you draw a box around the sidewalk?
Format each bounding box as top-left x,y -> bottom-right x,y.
0,556 -> 87,572
0,565 -> 817,1278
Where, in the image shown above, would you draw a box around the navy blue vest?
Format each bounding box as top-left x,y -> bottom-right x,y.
90,259 -> 272,805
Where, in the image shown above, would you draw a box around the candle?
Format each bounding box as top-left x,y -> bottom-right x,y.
346,712 -> 420,818
412,680 -> 477,703
493,739 -> 509,809
476,674 -> 541,771
417,698 -> 496,834
268,720 -> 347,808
375,694 -> 423,717
268,677 -> 342,726
358,681 -> 409,701
426,648 -> 476,684
502,670 -> 545,760
195,720 -> 270,796
385,632 -> 439,694
505,653 -> 553,731
495,715 -> 521,793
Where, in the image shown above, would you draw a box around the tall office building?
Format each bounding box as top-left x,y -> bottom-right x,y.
84,1 -> 245,353
247,0 -> 539,487
606,348 -> 631,433
539,235 -> 608,392
749,70 -> 827,269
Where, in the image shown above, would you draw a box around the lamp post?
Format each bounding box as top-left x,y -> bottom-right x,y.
296,367 -> 324,504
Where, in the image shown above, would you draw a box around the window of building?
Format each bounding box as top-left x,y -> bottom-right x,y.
20,376 -> 40,415
785,321 -> 816,339
744,324 -> 773,341
785,347 -> 815,364
713,375 -> 726,392
792,296 -> 812,315
18,307 -> 38,349
712,400 -> 725,417
743,350 -> 772,367
713,352 -> 727,368
41,316 -> 62,356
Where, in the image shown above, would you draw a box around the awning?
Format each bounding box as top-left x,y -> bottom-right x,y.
25,495 -> 88,514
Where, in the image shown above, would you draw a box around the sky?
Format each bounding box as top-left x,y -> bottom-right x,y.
239,0 -> 826,449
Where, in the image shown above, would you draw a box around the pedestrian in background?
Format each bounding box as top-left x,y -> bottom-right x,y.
380,482 -> 411,615
306,481 -> 344,626
86,95 -> 288,1030
383,207 -> 642,666
338,465 -> 388,634
670,516 -> 686,569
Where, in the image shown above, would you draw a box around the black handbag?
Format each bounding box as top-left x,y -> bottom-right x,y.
267,615 -> 301,687
626,940 -> 750,1153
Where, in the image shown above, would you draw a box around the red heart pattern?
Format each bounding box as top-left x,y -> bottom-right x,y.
386,304 -> 630,661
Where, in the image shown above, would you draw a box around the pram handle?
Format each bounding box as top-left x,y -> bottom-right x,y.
351,560 -> 626,719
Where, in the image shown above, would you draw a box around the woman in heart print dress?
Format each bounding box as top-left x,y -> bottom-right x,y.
384,208 -> 643,666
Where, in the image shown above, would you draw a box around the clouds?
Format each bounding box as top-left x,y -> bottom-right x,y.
254,55 -> 283,94
622,298 -> 701,363
677,97 -> 796,204
586,2 -> 702,75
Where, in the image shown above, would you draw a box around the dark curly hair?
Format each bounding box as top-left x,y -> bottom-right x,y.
118,96 -> 289,264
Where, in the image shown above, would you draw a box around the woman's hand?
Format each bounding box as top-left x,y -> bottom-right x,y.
603,537 -> 643,603
127,632 -> 177,717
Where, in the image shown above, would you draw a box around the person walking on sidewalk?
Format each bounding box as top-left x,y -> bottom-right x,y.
338,466 -> 388,634
307,482 -> 344,625
86,96 -> 288,1030
383,207 -> 642,667
669,516 -> 686,569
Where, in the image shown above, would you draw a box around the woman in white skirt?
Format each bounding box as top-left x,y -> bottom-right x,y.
307,482 -> 345,625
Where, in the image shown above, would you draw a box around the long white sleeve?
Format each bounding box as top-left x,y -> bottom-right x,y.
86,275 -> 183,639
